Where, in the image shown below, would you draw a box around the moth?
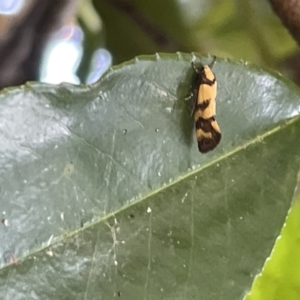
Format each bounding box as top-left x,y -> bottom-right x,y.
186,56 -> 221,153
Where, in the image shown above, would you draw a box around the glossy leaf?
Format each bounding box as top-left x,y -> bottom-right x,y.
245,171 -> 300,300
0,53 -> 300,299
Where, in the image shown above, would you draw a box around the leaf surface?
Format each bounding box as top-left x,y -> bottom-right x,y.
0,53 -> 300,299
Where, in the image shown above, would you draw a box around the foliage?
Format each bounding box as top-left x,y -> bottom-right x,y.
0,54 -> 300,299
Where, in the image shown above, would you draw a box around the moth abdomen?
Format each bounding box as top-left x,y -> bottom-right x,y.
195,117 -> 221,153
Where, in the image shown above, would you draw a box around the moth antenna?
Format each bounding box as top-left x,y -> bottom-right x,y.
209,56 -> 217,68
191,61 -> 200,74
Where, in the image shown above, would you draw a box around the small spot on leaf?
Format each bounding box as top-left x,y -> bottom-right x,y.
63,162 -> 75,177
1,218 -> 9,226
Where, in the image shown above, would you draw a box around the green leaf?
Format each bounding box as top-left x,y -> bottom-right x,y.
245,173 -> 300,300
0,53 -> 300,299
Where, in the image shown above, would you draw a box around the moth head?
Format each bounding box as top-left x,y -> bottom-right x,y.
202,66 -> 215,82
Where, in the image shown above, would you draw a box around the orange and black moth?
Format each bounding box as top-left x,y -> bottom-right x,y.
187,57 -> 221,153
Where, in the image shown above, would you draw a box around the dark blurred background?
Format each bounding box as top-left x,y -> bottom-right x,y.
0,0 -> 298,90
